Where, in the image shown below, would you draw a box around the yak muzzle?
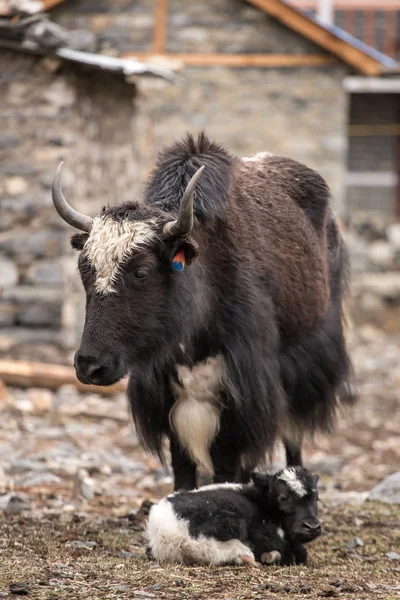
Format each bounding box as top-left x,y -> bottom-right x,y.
74,349 -> 126,386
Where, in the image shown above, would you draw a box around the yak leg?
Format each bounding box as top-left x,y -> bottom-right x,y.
170,436 -> 197,491
283,438 -> 303,467
210,441 -> 242,484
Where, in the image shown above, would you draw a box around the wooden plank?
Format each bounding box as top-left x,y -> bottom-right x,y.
121,52 -> 335,67
0,359 -> 127,395
348,124 -> 400,136
246,0 -> 384,75
42,0 -> 69,8
152,0 -> 168,54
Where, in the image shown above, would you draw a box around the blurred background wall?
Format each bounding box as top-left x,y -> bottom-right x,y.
0,0 -> 399,363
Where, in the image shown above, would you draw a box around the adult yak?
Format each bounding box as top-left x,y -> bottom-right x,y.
52,133 -> 353,491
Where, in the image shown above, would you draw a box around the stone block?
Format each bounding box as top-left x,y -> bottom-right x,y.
17,303 -> 61,328
0,134 -> 20,150
0,163 -> 37,177
4,177 -> 28,196
0,258 -> 18,287
387,224 -> 400,251
0,303 -> 17,327
0,229 -> 64,258
25,260 -> 63,286
2,286 -> 63,303
368,241 -> 394,270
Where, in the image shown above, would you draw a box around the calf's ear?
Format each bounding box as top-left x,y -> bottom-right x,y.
250,472 -> 270,490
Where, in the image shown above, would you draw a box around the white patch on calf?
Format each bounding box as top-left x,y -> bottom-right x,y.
278,467 -> 307,497
277,527 -> 285,539
83,215 -> 155,294
192,482 -> 243,493
147,498 -> 254,566
169,356 -> 224,476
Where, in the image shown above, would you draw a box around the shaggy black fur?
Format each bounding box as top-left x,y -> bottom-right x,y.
150,467 -> 321,566
71,133 -> 354,490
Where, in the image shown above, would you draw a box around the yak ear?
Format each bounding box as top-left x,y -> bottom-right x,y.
250,472 -> 270,490
71,233 -> 89,251
161,237 -> 199,272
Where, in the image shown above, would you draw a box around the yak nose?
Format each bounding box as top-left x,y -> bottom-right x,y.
74,350 -> 125,386
301,521 -> 322,536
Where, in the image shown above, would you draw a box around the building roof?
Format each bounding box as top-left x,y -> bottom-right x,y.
1,0 -> 398,77
0,0 -> 67,16
288,0 -> 400,8
0,13 -> 179,82
246,0 -> 399,75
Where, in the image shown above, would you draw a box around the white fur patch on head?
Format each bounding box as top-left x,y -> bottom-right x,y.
83,215 -> 156,294
278,467 -> 307,498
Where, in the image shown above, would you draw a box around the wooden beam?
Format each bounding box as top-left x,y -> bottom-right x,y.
152,0 -> 168,54
121,52 -> 335,68
42,0 -> 69,8
246,0 -> 384,76
349,124 -> 400,136
0,359 -> 127,396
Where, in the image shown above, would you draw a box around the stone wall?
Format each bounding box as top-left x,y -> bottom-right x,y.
0,0 -> 356,361
0,52 -> 138,362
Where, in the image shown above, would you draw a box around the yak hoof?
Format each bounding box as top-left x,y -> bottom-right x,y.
241,555 -> 260,569
261,550 -> 282,565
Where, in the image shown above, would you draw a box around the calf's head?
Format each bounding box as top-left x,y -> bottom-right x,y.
52,162 -> 204,386
252,467 -> 321,543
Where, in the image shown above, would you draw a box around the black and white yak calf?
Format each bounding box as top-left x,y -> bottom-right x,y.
51,133 -> 353,490
146,466 -> 321,566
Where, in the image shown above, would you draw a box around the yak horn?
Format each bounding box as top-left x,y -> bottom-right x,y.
163,165 -> 205,237
52,162 -> 93,232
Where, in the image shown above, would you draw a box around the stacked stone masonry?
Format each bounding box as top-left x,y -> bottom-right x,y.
0,0 -> 398,361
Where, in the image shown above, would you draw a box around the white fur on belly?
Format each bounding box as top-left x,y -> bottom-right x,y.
147,498 -> 254,565
170,356 -> 224,476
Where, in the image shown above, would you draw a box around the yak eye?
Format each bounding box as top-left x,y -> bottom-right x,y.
277,494 -> 288,504
135,268 -> 149,279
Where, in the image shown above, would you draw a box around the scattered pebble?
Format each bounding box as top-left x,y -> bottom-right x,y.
346,537 -> 364,550
67,540 -> 97,549
9,582 -> 30,595
386,552 -> 400,561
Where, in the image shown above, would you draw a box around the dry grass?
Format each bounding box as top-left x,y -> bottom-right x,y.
0,502 -> 399,600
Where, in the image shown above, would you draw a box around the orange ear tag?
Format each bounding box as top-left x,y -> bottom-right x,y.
172,249 -> 185,272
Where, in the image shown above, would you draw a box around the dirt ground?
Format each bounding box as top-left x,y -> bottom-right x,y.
0,324 -> 399,599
